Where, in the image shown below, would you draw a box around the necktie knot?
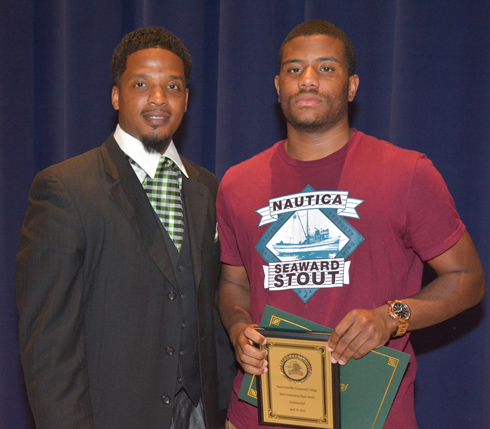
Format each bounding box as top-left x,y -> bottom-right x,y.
161,157 -> 180,174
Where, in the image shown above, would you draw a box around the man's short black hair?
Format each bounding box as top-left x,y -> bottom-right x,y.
111,26 -> 192,86
278,20 -> 356,76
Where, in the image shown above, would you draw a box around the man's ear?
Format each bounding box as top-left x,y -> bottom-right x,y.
274,75 -> 281,102
111,86 -> 120,111
184,87 -> 189,113
348,74 -> 359,102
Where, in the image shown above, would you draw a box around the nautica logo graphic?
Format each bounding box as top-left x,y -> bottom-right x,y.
256,190 -> 362,226
255,185 -> 365,303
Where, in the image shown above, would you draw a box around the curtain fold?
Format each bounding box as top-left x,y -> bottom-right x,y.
2,1 -> 488,427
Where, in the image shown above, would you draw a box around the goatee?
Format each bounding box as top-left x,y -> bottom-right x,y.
140,135 -> 171,154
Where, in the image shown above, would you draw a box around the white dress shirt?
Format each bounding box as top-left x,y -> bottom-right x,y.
113,124 -> 189,183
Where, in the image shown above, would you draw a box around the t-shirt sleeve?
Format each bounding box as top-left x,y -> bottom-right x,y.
216,177 -> 245,266
405,154 -> 465,261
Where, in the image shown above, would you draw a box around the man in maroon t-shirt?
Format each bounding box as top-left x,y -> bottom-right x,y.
217,20 -> 485,429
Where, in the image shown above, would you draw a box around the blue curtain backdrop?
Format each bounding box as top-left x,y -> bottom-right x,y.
1,1 -> 489,427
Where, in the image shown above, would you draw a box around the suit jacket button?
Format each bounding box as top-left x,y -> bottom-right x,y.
177,264 -> 185,272
167,292 -> 177,301
161,395 -> 171,405
165,347 -> 175,356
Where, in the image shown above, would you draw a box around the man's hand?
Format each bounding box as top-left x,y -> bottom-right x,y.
327,231 -> 485,366
229,322 -> 268,375
327,306 -> 397,365
219,264 -> 269,375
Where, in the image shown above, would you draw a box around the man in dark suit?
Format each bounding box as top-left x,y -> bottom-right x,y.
16,26 -> 234,429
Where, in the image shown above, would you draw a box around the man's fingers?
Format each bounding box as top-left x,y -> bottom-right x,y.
328,321 -> 363,364
327,313 -> 357,355
239,361 -> 268,375
332,330 -> 371,365
243,325 -> 267,345
237,343 -> 268,373
238,341 -> 267,361
327,308 -> 391,365
233,324 -> 269,374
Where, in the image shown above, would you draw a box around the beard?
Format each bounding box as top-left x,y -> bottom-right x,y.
140,134 -> 171,154
281,84 -> 350,133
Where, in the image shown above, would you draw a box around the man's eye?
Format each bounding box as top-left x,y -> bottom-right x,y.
134,82 -> 146,88
288,67 -> 301,74
321,66 -> 333,72
168,84 -> 180,91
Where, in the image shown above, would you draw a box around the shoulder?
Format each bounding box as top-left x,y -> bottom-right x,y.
220,142 -> 281,187
35,140 -> 105,180
354,131 -> 452,204
35,133 -> 123,176
356,131 -> 423,159
28,138 -> 124,207
353,130 -> 431,174
181,156 -> 219,192
33,147 -> 103,188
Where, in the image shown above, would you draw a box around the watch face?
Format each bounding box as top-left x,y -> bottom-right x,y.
393,302 -> 410,319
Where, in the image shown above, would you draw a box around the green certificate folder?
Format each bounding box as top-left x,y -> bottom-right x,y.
239,305 -> 410,429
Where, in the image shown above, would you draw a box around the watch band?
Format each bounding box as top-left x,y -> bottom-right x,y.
386,300 -> 411,337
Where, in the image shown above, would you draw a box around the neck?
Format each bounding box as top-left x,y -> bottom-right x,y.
284,120 -> 352,161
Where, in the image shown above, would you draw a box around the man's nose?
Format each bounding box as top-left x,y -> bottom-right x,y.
299,66 -> 319,89
148,87 -> 167,105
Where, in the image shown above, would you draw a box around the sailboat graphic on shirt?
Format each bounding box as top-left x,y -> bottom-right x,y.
255,185 -> 365,303
272,210 -> 340,259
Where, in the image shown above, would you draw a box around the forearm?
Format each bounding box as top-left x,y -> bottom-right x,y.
404,231 -> 484,331
219,278 -> 253,342
218,264 -> 268,374
402,266 -> 484,332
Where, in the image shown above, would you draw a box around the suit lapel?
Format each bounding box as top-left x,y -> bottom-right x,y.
101,136 -> 179,290
182,159 -> 207,289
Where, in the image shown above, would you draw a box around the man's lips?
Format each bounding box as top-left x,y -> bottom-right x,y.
142,110 -> 171,126
293,92 -> 322,107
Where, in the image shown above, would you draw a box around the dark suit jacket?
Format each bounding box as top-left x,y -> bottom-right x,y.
16,135 -> 234,428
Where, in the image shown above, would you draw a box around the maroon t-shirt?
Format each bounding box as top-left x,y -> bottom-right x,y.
217,130 -> 464,429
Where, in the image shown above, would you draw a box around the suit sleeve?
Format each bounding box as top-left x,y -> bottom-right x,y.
16,169 -> 94,428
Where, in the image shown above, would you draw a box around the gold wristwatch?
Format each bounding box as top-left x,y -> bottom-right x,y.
386,300 -> 411,337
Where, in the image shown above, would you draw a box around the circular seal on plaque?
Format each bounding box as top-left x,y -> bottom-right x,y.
280,354 -> 312,383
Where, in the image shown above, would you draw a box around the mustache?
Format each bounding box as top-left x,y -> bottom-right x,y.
141,108 -> 172,116
287,89 -> 327,102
